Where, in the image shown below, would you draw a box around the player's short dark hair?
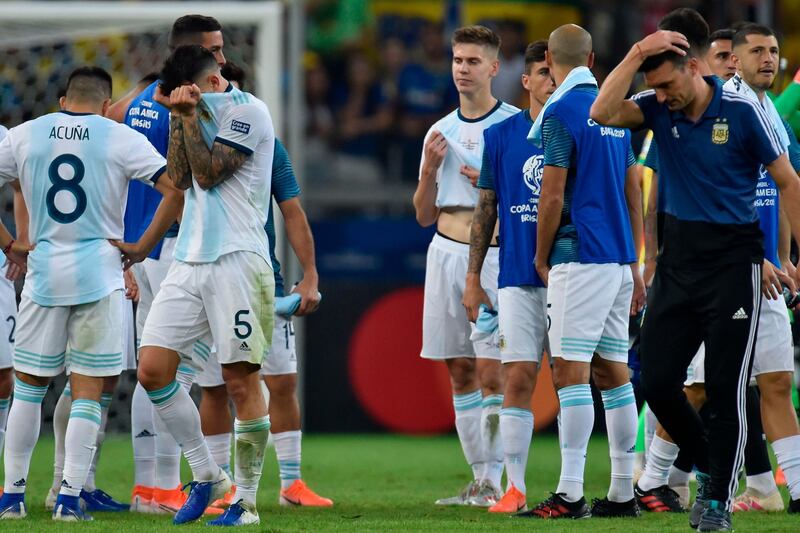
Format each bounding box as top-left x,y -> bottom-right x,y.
710,28 -> 735,43
658,7 -> 710,56
452,25 -> 501,54
169,14 -> 222,49
732,23 -> 776,48
159,45 -> 219,94
524,40 -> 548,73
221,61 -> 246,91
139,72 -> 159,85
65,66 -> 112,101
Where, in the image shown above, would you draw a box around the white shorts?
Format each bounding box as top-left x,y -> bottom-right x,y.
122,297 -> 136,371
14,290 -> 125,378
421,233 -> 500,360
195,313 -> 298,387
140,251 -> 275,367
133,237 -> 176,353
548,262 -> 632,363
498,286 -> 548,364
685,295 -> 793,386
0,263 -> 16,370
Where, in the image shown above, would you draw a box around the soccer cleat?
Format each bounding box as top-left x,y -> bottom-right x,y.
279,480 -> 333,507
488,485 -> 527,513
516,492 -> 591,519
0,492 -> 26,519
52,494 -> 93,522
590,497 -> 640,517
173,470 -> 232,525
80,488 -> 130,512
45,487 -> 58,511
434,480 -> 479,506
788,498 -> 800,514
468,479 -> 501,507
130,485 -> 159,514
671,483 -> 691,509
208,485 -> 237,512
634,483 -> 684,512
732,488 -> 784,512
697,500 -> 732,532
690,472 -> 711,528
207,500 -> 259,526
153,485 -> 187,514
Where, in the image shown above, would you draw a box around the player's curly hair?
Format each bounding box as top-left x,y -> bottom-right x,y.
159,45 -> 218,94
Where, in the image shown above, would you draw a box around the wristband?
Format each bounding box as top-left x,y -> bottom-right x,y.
3,239 -> 14,255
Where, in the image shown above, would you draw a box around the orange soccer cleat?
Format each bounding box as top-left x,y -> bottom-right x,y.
279,480 -> 334,507
207,485 -> 237,513
153,485 -> 188,515
776,467 -> 786,486
130,485 -> 157,514
489,486 -> 527,513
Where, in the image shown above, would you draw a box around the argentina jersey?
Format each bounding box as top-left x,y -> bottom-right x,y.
175,86 -> 274,264
124,80 -> 174,259
421,100 -> 518,208
0,111 -> 166,306
479,109 -> 544,288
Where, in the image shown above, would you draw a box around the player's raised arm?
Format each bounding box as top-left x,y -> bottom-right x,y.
413,129 -> 444,227
590,30 -> 689,128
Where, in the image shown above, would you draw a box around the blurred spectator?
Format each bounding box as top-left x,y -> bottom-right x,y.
330,50 -> 392,183
493,19 -> 527,107
379,36 -> 408,105
304,52 -> 336,183
396,20 -> 458,181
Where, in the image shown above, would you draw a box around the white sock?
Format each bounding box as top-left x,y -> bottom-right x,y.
131,382 -> 156,487
453,390 -> 484,480
481,394 -> 504,489
4,378 -> 47,494
0,396 -> 10,455
153,374 -> 193,489
234,416 -> 271,509
273,430 -> 302,490
556,384 -> 594,502
601,383 -> 637,502
206,433 -> 232,479
60,399 -> 101,497
146,381 -> 218,482
84,392 -> 112,493
639,435 -> 679,492
644,403 -> 657,458
746,471 -> 778,495
668,465 -> 691,487
499,407 -> 533,494
772,435 -> 800,499
51,385 -> 71,492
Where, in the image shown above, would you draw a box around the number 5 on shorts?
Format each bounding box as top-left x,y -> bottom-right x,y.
234,310 -> 252,339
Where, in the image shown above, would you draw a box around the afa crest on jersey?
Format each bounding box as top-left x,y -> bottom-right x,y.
712,119 -> 729,145
523,154 -> 544,197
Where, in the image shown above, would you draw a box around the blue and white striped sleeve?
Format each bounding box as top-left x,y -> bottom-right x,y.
271,138 -> 301,203
542,114 -> 574,168
626,145 -> 636,168
733,97 -> 785,166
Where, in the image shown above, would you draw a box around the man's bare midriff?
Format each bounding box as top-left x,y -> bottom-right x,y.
437,207 -> 499,245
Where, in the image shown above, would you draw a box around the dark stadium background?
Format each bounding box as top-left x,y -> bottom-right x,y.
1,0 -> 799,435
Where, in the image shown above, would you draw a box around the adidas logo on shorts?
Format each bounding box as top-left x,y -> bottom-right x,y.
732,308 -> 748,320
239,341 -> 251,352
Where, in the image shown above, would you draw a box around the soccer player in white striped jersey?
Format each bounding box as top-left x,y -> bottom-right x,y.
128,45 -> 275,526
0,67 -> 183,521
0,124 -> 16,465
414,25 -> 518,506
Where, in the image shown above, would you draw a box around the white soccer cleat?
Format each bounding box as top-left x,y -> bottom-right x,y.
45,487 -> 58,511
670,483 -> 690,510
468,480 -> 501,507
733,488 -> 785,512
435,480 -> 479,506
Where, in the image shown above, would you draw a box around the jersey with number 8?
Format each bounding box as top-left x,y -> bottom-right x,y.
0,111 -> 166,306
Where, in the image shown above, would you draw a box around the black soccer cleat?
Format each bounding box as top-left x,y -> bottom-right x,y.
515,492 -> 590,519
634,483 -> 684,513
697,500 -> 732,532
789,498 -> 800,514
590,496 -> 640,517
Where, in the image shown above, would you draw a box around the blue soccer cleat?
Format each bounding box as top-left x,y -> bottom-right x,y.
207,500 -> 260,526
80,488 -> 130,512
53,494 -> 93,521
173,471 -> 231,525
0,492 -> 27,519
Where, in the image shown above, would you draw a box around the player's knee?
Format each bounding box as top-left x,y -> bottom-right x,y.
503,363 -> 536,403
446,358 -> 477,391
102,374 -> 119,393
759,372 -> 793,403
684,384 -> 707,409
265,374 -> 297,399
0,367 -> 12,397
201,384 -> 229,408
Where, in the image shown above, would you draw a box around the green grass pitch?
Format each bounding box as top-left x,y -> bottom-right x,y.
0,433 -> 796,531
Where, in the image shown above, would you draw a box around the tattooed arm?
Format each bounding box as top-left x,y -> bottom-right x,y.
462,188 -> 498,322
181,112 -> 248,191
167,114 -> 193,190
